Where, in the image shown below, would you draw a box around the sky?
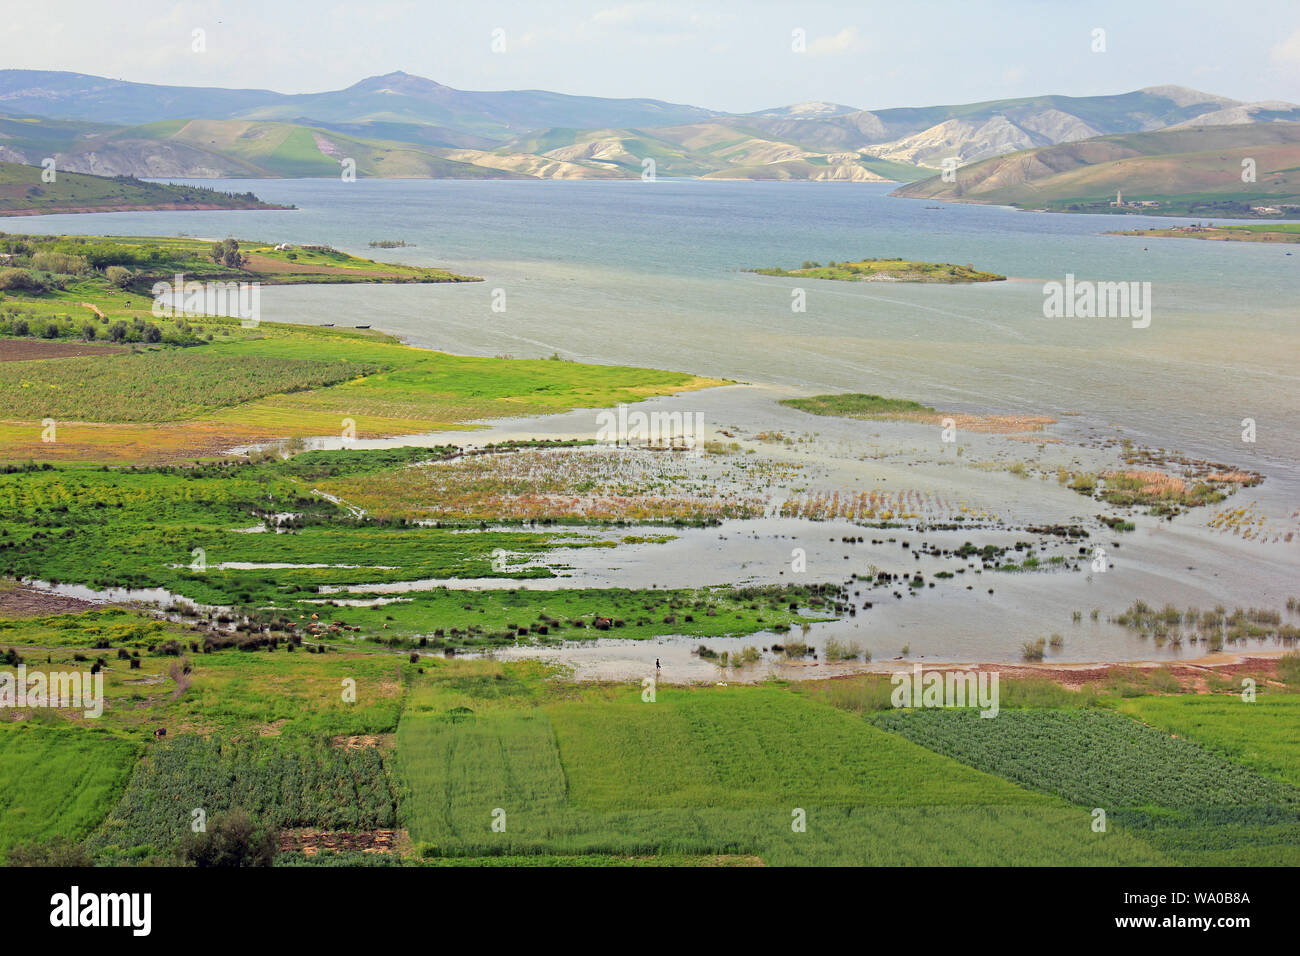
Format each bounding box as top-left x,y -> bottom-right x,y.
3,0 -> 1300,112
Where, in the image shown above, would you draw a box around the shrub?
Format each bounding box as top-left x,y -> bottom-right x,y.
177,809 -> 276,867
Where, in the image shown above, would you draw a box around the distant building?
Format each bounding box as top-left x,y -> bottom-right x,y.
1110,189 -> 1124,207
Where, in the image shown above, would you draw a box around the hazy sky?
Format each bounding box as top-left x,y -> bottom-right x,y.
5,0 -> 1300,111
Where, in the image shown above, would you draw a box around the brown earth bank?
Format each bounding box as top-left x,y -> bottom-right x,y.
821,653 -> 1291,694
0,583 -> 101,617
0,340 -> 128,361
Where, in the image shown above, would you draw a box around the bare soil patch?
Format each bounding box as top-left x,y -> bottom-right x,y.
243,253 -> 406,278
0,583 -> 99,617
0,340 -> 128,362
278,828 -> 406,856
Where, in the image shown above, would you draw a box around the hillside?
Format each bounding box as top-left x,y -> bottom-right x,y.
0,70 -> 720,135
0,161 -> 286,215
3,72 -> 1299,184
891,123 -> 1300,216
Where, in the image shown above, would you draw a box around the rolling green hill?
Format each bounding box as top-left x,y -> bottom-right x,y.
0,161 -> 285,215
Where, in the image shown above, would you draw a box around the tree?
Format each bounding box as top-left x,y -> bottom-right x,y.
178,810 -> 276,867
105,265 -> 133,288
107,321 -> 127,342
221,238 -> 243,269
143,323 -> 162,343
82,323 -> 96,341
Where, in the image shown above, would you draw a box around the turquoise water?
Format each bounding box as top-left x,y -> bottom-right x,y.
16,179 -> 1300,478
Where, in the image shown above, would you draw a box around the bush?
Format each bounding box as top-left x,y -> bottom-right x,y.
178,810 -> 276,867
1280,651 -> 1300,686
6,837 -> 92,867
105,265 -> 133,288
30,251 -> 88,275
0,268 -> 40,291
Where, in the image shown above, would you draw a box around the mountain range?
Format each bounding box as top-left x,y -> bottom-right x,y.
1,70 -> 1299,183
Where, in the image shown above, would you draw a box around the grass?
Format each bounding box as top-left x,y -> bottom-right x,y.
0,724 -> 140,862
0,349 -> 376,421
1117,694 -> 1300,788
781,393 -> 935,417
394,677 -> 1164,864
870,707 -> 1300,865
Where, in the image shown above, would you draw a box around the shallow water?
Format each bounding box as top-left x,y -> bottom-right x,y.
19,180 -> 1300,673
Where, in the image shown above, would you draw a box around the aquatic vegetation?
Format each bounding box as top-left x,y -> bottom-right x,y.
781,393 -> 1053,433
1113,600 -> 1298,649
317,446 -> 772,522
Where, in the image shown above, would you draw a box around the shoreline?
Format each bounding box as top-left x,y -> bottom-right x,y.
0,201 -> 293,217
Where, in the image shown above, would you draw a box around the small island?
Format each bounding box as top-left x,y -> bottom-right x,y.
747,257 -> 1006,282
1108,223 -> 1300,244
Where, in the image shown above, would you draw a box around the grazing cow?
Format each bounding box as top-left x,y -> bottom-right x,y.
153,728 -> 167,738
594,617 -> 613,631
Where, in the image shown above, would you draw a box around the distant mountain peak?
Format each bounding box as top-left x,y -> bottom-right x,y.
345,71 -> 455,95
1138,85 -> 1238,108
748,101 -> 859,118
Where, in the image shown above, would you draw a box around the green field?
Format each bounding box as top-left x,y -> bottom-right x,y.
1117,694 -> 1300,787
870,707 -> 1300,865
89,735 -> 397,864
394,675 -> 1165,865
0,725 -> 140,862
3,602 -> 1298,866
